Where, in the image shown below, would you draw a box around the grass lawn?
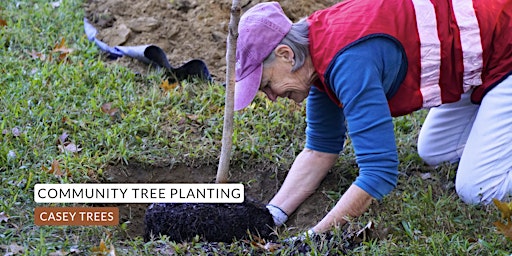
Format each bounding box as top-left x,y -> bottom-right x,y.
1,0 -> 511,255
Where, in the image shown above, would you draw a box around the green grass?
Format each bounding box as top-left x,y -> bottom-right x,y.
1,0 -> 511,255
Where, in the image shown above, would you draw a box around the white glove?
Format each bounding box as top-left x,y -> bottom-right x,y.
266,204 -> 288,226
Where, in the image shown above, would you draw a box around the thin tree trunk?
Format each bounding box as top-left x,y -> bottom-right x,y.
216,0 -> 241,183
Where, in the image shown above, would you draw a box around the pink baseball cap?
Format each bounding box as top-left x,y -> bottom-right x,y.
234,2 -> 292,111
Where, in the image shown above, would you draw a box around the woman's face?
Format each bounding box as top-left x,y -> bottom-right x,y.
259,45 -> 312,104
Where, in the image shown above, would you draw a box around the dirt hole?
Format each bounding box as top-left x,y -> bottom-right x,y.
102,161 -> 340,239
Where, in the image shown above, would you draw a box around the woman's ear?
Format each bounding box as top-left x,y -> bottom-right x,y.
274,45 -> 295,63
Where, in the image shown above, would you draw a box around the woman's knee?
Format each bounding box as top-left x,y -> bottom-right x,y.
455,175 -> 511,205
417,146 -> 457,166
417,148 -> 439,166
455,180 -> 486,204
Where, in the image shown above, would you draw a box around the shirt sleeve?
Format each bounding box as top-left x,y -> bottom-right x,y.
306,36 -> 405,200
305,85 -> 347,154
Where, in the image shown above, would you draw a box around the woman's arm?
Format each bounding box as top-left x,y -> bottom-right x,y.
312,184 -> 373,232
268,148 -> 338,215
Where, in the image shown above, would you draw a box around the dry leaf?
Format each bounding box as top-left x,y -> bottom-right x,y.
51,159 -> 63,176
493,198 -> 512,221
247,241 -> 281,252
91,240 -> 108,253
53,38 -> 71,53
91,240 -> 113,255
263,242 -> 281,252
356,220 -> 375,238
100,102 -> 120,117
29,50 -> 47,61
494,221 -> 512,240
44,160 -> 69,177
52,38 -> 74,61
0,18 -> 7,27
58,132 -> 69,145
160,80 -> 178,92
53,38 -> 66,50
0,211 -> 9,223
249,240 -> 266,250
55,132 -> 81,154
58,143 -> 82,153
100,102 -> 112,112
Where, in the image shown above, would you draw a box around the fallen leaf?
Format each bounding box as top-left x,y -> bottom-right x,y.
493,198 -> 512,221
53,38 -> 74,53
247,240 -> 281,252
356,220 -> 375,238
58,143 -> 82,153
494,221 -> 512,240
52,38 -> 74,61
51,159 -> 63,176
44,159 -> 69,177
100,102 -> 112,113
100,102 -> 120,117
91,240 -> 108,253
263,242 -> 281,252
29,50 -> 47,61
160,79 -> 178,92
0,211 -> 9,223
91,240 -> 112,255
58,132 -> 69,145
0,18 -> 7,27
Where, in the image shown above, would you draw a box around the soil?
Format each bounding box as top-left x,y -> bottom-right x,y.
143,200 -> 275,242
84,0 -> 343,243
84,0 -> 338,80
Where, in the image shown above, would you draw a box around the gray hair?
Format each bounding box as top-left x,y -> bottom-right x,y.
263,18 -> 309,72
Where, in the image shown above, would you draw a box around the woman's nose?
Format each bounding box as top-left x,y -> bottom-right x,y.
262,88 -> 277,102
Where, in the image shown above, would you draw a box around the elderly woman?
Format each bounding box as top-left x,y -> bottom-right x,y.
234,1 -> 512,234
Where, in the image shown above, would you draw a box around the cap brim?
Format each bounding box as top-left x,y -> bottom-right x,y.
234,64 -> 262,111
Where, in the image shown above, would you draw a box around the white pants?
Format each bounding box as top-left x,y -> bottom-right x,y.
417,75 -> 512,205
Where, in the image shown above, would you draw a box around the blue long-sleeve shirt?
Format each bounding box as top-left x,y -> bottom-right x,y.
305,37 -> 407,200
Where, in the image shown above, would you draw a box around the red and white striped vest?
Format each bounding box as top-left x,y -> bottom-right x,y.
307,0 -> 512,117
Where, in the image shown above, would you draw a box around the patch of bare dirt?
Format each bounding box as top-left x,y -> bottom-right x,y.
84,0 -> 338,80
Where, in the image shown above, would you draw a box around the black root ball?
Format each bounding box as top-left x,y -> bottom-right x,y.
143,199 -> 275,242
